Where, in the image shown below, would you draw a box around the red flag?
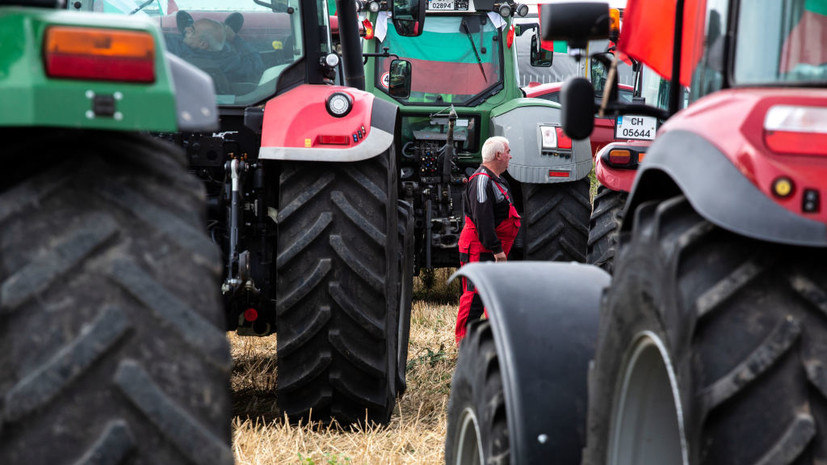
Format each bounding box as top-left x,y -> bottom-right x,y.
538,3 -> 556,52
618,0 -> 706,87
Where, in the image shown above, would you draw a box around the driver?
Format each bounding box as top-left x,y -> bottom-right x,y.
166,14 -> 264,85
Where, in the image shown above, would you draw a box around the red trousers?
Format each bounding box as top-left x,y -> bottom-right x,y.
455,211 -> 520,344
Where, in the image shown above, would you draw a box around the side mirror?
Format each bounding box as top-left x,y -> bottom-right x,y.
530,33 -> 553,67
392,0 -> 426,37
388,59 -> 412,98
541,1 -> 609,48
561,77 -> 595,139
514,22 -> 537,37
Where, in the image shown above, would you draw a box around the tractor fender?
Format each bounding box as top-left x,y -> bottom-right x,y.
259,85 -> 396,162
626,129 -> 827,246
166,54 -> 219,132
451,261 -> 609,464
490,100 -> 592,183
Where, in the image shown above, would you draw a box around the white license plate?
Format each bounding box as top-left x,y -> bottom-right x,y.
428,0 -> 454,10
615,114 -> 657,141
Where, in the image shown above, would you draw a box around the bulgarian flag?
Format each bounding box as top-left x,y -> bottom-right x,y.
618,0 -> 706,87
538,3 -> 569,54
381,16 -> 500,95
780,0 -> 827,72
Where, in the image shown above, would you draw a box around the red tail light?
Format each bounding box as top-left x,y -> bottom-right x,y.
244,308 -> 259,322
318,135 -> 350,145
764,131 -> 827,156
555,127 -> 572,149
608,149 -> 632,165
44,26 -> 155,83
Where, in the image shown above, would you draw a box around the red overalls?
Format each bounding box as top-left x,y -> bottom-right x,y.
455,172 -> 521,344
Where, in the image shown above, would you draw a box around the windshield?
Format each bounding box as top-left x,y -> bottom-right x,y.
87,0 -> 308,106
734,0 -> 827,84
376,14 -> 504,105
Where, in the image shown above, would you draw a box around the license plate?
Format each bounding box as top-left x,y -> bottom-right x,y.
427,0 -> 468,10
428,0 -> 454,10
615,115 -> 657,141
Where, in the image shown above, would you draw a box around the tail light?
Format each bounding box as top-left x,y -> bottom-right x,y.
608,149 -> 631,165
244,308 -> 259,322
555,127 -> 572,149
541,125 -> 572,149
318,135 -> 350,145
764,105 -> 827,156
44,26 -> 155,83
600,145 -> 647,168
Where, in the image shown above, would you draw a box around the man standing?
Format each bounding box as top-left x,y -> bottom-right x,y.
455,136 -> 521,344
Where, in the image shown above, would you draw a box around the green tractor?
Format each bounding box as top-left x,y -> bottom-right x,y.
361,0 -> 593,269
0,1 -> 231,463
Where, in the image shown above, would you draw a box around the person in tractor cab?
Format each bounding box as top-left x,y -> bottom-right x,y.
455,136 -> 521,344
165,11 -> 264,86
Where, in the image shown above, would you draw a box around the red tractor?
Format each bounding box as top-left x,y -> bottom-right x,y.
522,31 -> 673,273
74,0 -> 426,425
587,57 -> 677,272
445,0 -> 827,463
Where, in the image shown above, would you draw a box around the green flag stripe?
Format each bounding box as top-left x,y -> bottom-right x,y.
383,16 -> 499,64
805,0 -> 827,16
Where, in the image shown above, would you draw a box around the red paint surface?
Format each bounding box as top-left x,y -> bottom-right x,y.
660,88 -> 827,222
595,140 -> 652,192
261,84 -> 375,148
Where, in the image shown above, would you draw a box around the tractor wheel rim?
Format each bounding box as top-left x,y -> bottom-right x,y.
455,406 -> 484,465
608,331 -> 688,465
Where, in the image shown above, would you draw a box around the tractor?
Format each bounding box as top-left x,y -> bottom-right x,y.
360,0 -> 594,269
587,56 -> 676,272
0,1 -> 231,464
445,0 -> 827,463
67,0 -> 427,425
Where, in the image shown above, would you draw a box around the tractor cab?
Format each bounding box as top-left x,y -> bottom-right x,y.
362,0 -> 594,270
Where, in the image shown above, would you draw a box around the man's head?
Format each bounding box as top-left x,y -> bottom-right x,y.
183,18 -> 226,51
481,136 -> 511,175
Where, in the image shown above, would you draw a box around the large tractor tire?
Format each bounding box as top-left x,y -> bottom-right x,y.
396,200 -> 415,396
584,195 -> 827,465
586,186 -> 627,273
276,149 -> 400,425
445,320 -> 509,465
0,132 -> 232,465
520,178 -> 590,262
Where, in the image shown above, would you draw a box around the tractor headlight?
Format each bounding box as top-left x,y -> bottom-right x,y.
497,3 -> 512,17
322,52 -> 340,68
326,92 -> 353,117
515,3 -> 529,17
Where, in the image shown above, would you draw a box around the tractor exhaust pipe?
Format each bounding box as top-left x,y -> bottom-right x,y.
335,0 -> 365,90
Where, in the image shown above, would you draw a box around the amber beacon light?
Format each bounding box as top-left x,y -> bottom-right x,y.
44,26 -> 156,83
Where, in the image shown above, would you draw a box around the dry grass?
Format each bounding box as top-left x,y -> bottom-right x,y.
231,274 -> 461,465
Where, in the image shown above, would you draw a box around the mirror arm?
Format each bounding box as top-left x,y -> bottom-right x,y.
363,47 -> 399,59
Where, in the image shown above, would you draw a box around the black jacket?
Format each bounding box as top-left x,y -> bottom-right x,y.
463,166 -> 513,254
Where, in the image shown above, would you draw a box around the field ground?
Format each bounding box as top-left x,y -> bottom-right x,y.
231,270 -> 461,465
